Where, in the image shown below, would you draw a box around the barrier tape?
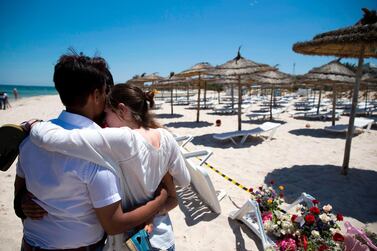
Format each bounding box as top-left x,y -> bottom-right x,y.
183,146 -> 251,193
201,160 -> 251,193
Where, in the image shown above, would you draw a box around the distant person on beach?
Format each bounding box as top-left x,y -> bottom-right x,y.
0,92 -> 4,109
14,53 -> 169,250
29,83 -> 190,251
13,88 -> 19,100
0,92 -> 11,110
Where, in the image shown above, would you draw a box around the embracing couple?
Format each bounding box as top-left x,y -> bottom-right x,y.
15,52 -> 190,251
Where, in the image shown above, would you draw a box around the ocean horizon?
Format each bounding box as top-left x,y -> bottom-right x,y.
0,84 -> 57,101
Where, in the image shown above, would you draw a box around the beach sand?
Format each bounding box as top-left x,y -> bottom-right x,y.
0,94 -> 376,251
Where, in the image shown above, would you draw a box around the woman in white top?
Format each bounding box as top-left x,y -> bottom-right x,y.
30,84 -> 190,251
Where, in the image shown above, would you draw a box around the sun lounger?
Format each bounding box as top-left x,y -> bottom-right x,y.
181,148 -> 226,214
245,109 -> 283,121
175,136 -> 226,214
213,122 -> 281,145
324,117 -> 374,133
229,199 -> 277,250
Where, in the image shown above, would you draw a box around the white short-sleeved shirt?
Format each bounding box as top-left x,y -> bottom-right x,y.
17,111 -> 121,249
30,122 -> 190,249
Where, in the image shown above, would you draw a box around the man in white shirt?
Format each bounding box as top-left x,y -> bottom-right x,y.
15,53 -> 168,250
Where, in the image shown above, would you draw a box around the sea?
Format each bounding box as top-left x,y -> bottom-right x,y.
0,84 -> 57,101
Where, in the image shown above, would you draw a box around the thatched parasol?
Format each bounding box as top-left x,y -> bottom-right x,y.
126,73 -> 164,89
252,70 -> 294,120
298,60 -> 356,125
157,73 -> 190,115
292,8 -> 377,175
209,48 -> 276,130
175,62 -> 214,122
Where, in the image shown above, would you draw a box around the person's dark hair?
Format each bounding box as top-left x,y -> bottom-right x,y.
53,53 -> 111,107
107,84 -> 160,128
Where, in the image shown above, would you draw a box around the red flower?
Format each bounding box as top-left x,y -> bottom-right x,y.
248,187 -> 253,193
279,192 -> 284,198
319,245 -> 328,251
336,213 -> 343,221
333,233 -> 345,242
301,235 -> 308,251
259,186 -> 263,191
304,214 -> 315,225
256,199 -> 261,204
312,199 -> 319,205
291,214 -> 298,222
270,180 -> 275,185
309,206 -> 320,215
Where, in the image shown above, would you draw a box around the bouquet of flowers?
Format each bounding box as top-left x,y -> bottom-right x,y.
289,201 -> 344,250
250,182 -> 346,251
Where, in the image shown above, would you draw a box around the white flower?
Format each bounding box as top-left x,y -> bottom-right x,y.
319,213 -> 330,223
295,204 -> 304,212
330,228 -> 341,235
322,204 -> 332,212
311,230 -> 320,237
263,220 -> 276,232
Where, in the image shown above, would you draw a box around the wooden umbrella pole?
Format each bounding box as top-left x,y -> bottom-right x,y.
332,84 -> 337,126
186,83 -> 189,104
270,86 -> 274,121
170,83 -> 174,115
238,75 -> 242,131
342,50 -> 365,175
196,75 -> 201,122
365,85 -> 368,111
204,81 -> 207,108
317,88 -> 322,115
231,82 -> 235,110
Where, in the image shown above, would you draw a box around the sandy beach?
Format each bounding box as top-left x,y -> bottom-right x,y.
0,94 -> 376,251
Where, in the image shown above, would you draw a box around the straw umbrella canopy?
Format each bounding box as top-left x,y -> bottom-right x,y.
298,60 -> 356,125
175,62 -> 214,122
209,49 -> 276,130
293,8 -> 377,175
157,74 -> 191,115
126,73 -> 164,88
251,70 -> 294,120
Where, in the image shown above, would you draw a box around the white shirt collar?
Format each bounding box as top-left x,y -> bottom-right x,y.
57,111 -> 101,129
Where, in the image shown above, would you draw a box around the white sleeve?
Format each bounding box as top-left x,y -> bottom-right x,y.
30,122 -> 137,169
165,132 -> 191,187
86,166 -> 121,208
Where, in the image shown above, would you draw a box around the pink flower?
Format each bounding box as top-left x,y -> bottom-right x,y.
277,237 -> 297,251
262,211 -> 273,223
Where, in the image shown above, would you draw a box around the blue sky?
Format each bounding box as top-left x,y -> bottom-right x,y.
0,0 -> 376,86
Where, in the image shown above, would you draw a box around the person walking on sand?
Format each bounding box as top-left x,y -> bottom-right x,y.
13,88 -> 19,100
0,92 -> 4,109
14,53 -> 168,250
29,84 -> 191,251
3,92 -> 11,109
